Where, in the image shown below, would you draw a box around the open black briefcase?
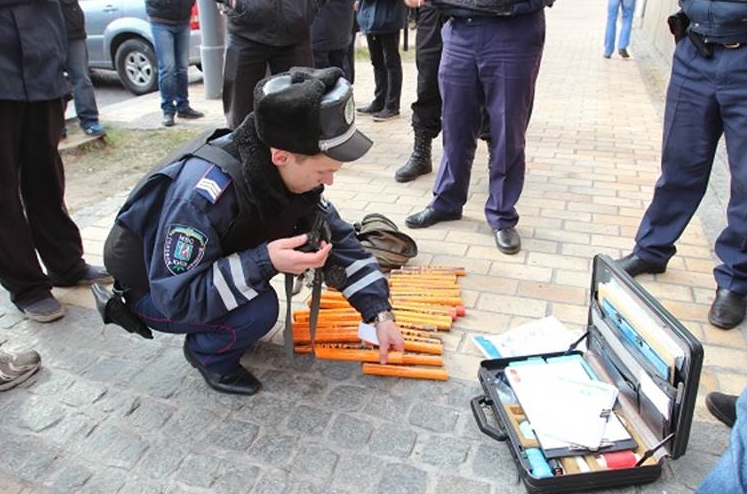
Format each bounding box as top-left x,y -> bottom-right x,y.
471,254 -> 703,493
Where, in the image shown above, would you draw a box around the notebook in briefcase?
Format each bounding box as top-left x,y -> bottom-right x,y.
471,254 -> 703,494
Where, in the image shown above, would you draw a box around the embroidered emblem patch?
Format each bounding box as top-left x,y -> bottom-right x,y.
164,225 -> 208,275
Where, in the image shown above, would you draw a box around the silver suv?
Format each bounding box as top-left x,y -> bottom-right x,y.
82,0 -> 202,95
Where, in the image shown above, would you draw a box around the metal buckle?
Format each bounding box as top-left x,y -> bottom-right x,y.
724,42 -> 741,49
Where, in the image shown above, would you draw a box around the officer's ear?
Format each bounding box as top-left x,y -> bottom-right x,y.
270,148 -> 292,167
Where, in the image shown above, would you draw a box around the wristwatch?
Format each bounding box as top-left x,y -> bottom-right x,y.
370,310 -> 396,325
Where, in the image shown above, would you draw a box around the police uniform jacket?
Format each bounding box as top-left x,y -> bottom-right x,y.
0,0 -> 68,102
107,116 -> 392,324
226,0 -> 317,47
680,0 -> 747,43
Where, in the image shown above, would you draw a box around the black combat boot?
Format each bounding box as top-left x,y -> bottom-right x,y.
395,131 -> 433,183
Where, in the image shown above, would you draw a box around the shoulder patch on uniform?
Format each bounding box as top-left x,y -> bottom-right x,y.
194,164 -> 231,204
163,224 -> 208,275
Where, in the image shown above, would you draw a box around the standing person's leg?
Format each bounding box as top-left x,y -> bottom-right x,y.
617,0 -> 636,56
480,12 -> 544,236
267,40 -> 313,75
19,99 -> 87,284
151,22 -> 178,119
0,101 -> 56,310
313,48 -> 332,69
223,34 -> 272,129
327,49 -> 347,73
693,388 -> 747,494
604,0 -> 621,58
633,40 -> 721,268
410,18 -> 481,222
64,38 -> 102,133
376,30 -> 402,116
173,22 -> 195,115
710,46 -> 747,328
396,6 -> 442,182
358,34 -> 386,113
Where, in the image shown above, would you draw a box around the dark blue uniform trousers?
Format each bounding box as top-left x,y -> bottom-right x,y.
431,11 -> 545,230
634,39 -> 747,295
132,288 -> 279,374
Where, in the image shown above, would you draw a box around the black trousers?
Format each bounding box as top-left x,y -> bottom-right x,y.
0,99 -> 85,307
222,32 -> 313,130
365,31 -> 403,112
410,5 -> 490,140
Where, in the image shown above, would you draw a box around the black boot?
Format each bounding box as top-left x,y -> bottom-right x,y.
395,131 -> 432,183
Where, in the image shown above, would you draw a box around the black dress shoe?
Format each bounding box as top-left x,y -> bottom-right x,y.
356,104 -> 382,115
405,207 -> 462,229
162,113 -> 175,127
494,227 -> 521,255
177,107 -> 204,119
616,253 -> 667,277
705,391 -> 737,427
708,288 -> 747,330
183,342 -> 261,395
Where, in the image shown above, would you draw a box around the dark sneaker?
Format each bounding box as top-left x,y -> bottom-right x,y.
82,123 -> 106,137
372,109 -> 400,122
618,48 -> 630,58
20,296 -> 65,323
356,104 -> 383,115
0,349 -> 42,390
183,341 -> 261,395
49,264 -> 113,287
177,107 -> 204,119
705,392 -> 737,428
162,113 -> 175,127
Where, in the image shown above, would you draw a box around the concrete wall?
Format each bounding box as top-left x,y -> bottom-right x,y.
640,0 -> 679,60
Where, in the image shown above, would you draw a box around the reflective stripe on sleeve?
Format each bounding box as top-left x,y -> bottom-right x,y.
342,270 -> 385,299
227,253 -> 259,302
213,263 -> 238,310
346,257 -> 378,278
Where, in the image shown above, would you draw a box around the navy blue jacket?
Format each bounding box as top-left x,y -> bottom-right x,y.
227,0 -> 318,46
356,0 -> 407,35
432,0 -> 554,18
312,0 -> 355,51
111,133 -> 391,324
681,0 -> 747,43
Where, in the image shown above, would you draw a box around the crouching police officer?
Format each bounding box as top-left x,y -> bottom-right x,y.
99,67 -> 404,395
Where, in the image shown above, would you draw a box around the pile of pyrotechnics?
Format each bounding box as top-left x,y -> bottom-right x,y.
292,266 -> 466,381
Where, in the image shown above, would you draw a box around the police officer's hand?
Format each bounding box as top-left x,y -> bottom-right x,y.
267,234 -> 332,275
403,0 -> 426,7
375,321 -> 405,364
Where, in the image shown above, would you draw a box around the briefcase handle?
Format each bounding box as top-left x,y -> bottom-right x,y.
470,395 -> 508,441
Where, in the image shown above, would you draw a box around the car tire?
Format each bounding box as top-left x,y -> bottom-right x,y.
115,38 -> 158,95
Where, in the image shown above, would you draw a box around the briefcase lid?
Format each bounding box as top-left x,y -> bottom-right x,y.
587,254 -> 703,460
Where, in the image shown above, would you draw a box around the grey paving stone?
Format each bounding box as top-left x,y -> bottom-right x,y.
286,404 -> 333,436
247,434 -> 298,466
177,454 -> 222,488
162,407 -> 218,443
327,413 -> 374,448
213,463 -> 260,494
362,390 -> 410,422
251,470 -> 290,494
176,378 -> 246,414
433,475 -> 491,494
59,380 -> 108,407
414,435 -> 471,466
443,379 -> 483,408
332,453 -> 384,489
45,412 -> 97,447
315,360 -> 357,381
455,410 -> 486,441
126,398 -> 175,431
261,370 -> 328,401
91,392 -> 140,418
16,448 -> 58,484
291,444 -> 339,479
46,463 -> 92,492
234,394 -> 294,426
368,426 -> 417,459
78,469 -> 129,494
324,385 -> 372,412
83,357 -> 127,382
356,373 -> 399,393
11,396 -> 66,432
117,478 -> 169,494
471,443 -> 517,483
295,481 -> 351,494
204,419 -> 259,451
376,463 -> 428,494
407,402 -> 459,433
138,443 -> 188,479
27,371 -> 76,397
392,379 -> 452,402
105,429 -> 151,468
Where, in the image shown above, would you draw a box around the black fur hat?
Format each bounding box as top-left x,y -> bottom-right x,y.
253,67 -> 373,162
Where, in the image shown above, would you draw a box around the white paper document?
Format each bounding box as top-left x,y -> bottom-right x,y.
471,316 -> 584,359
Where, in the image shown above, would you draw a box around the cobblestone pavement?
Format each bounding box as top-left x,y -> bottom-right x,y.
1,0 -> 744,493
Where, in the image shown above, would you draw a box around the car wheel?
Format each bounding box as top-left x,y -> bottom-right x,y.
115,38 -> 158,95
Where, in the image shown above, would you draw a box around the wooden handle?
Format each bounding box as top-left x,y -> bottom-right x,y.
362,363 -> 449,381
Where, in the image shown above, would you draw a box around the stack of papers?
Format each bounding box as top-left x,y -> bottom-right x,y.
471,316 -> 584,359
